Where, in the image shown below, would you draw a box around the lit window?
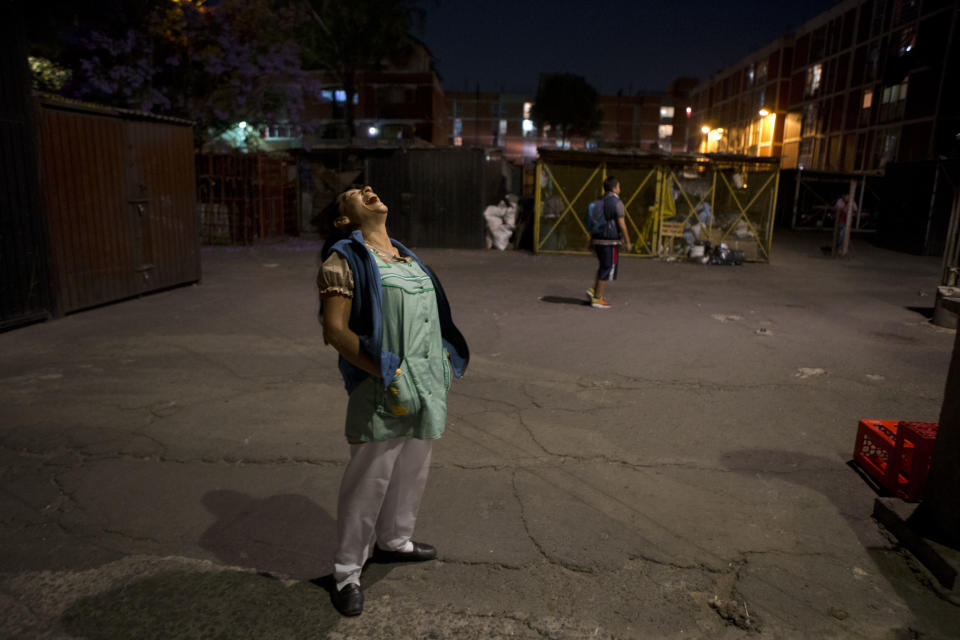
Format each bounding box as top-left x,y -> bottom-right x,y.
453,136 -> 463,146
522,119 -> 535,137
453,118 -> 462,137
499,119 -> 507,135
747,64 -> 755,87
805,64 -> 822,96
898,26 -> 916,56
321,90 -> 334,102
523,102 -> 532,119
264,125 -> 296,140
660,106 -> 675,120
335,90 -> 347,103
685,106 -> 692,117
658,124 -> 674,138
862,89 -> 873,109
882,134 -> 897,164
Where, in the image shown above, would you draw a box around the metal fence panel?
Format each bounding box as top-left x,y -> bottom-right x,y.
197,153 -> 297,244
779,169 -> 883,233
127,121 -> 199,289
534,150 -> 780,262
366,148 -> 496,249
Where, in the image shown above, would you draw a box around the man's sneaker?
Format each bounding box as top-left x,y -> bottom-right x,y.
586,287 -> 595,299
591,297 -> 611,309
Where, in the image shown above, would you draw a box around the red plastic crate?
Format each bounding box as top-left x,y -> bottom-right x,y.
853,419 -> 939,500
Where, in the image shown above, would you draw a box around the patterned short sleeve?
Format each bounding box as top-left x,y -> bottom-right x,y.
318,252 -> 355,298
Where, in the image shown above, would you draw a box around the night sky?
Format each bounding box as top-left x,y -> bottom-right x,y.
422,0 -> 842,95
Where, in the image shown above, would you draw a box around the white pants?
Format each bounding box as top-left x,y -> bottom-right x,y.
333,437 -> 433,590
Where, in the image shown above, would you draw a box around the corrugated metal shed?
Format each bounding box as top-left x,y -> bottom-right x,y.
35,96 -> 199,314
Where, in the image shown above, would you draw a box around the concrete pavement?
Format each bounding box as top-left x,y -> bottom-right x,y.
1,231 -> 959,639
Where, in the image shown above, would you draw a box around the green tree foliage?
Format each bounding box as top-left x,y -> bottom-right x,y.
300,0 -> 421,138
531,73 -> 602,143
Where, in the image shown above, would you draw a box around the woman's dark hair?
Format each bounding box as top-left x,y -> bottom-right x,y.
320,184 -> 363,261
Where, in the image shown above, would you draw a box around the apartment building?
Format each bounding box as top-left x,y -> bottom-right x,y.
444,77 -> 698,164
444,91 -> 539,163
691,0 -> 960,172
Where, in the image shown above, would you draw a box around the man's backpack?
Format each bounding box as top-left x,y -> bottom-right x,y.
585,197 -> 617,239
585,198 -> 607,237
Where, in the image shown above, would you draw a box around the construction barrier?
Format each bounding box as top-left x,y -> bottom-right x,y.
534,150 -> 780,262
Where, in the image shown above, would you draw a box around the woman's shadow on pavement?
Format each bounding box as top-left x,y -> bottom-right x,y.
198,489 -> 392,596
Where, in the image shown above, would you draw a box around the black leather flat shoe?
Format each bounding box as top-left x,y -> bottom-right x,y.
372,541 -> 437,563
332,583 -> 363,616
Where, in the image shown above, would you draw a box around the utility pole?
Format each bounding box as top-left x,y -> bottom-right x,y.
912,293 -> 960,547
914,179 -> 960,547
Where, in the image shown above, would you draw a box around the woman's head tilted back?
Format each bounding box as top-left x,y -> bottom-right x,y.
336,185 -> 389,231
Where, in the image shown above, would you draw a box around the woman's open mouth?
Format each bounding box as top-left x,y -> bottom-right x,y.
363,194 -> 379,205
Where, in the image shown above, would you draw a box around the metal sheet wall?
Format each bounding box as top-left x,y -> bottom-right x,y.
127,121 -> 199,289
366,148 -> 499,249
0,3 -> 53,329
36,102 -> 198,314
196,153 -> 297,244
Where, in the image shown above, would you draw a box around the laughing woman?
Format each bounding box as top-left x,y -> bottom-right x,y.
317,185 -> 469,617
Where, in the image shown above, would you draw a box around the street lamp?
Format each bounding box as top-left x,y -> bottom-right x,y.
758,108 -> 769,117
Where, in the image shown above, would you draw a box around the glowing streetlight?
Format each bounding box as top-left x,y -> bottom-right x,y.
368,126 -> 379,137
238,121 -> 247,130
701,126 -> 710,134
758,108 -> 770,117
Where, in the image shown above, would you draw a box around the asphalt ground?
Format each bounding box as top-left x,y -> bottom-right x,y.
1,230 -> 959,639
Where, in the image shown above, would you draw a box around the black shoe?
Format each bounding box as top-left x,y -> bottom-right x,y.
372,541 -> 437,563
331,583 -> 363,617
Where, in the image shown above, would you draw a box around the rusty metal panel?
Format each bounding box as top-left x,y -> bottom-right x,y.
37,107 -> 134,312
0,3 -> 53,329
196,152 -> 296,244
36,99 -> 198,314
365,148 -> 495,249
126,121 -> 199,290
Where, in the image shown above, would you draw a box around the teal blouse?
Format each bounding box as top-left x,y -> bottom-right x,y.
343,250 -> 451,443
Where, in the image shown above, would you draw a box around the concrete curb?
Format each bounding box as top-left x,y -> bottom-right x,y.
873,497 -> 960,603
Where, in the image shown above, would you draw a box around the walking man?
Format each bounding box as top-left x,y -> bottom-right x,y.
588,176 -> 633,309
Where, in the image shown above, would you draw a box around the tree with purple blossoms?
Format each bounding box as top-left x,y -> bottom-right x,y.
26,0 -> 320,147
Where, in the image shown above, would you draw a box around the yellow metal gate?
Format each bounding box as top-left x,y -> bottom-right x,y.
534,150 -> 780,262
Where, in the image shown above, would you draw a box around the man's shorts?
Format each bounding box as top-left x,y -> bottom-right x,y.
594,244 -> 619,281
